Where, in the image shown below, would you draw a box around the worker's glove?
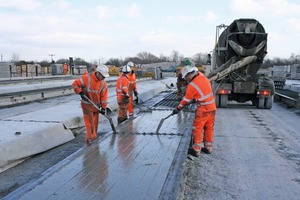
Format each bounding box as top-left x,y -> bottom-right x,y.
124,95 -> 130,103
134,91 -> 138,97
134,96 -> 139,104
79,92 -> 87,100
191,99 -> 196,104
172,107 -> 180,115
99,108 -> 106,115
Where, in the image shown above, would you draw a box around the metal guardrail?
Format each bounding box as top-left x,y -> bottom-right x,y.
275,90 -> 300,108
0,77 -> 151,108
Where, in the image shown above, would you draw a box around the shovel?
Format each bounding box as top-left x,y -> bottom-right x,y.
82,95 -> 117,134
155,113 -> 173,134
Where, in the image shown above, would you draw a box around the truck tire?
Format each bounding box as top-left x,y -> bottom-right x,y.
257,97 -> 264,109
264,95 -> 273,109
220,94 -> 228,108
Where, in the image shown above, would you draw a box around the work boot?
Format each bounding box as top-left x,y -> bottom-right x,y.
202,142 -> 213,154
85,138 -> 92,146
117,118 -> 123,124
117,117 -> 128,124
188,148 -> 201,157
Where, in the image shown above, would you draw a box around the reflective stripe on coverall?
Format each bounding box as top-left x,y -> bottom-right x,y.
116,73 -> 130,123
178,72 -> 216,153
72,72 -> 108,141
128,72 -> 137,116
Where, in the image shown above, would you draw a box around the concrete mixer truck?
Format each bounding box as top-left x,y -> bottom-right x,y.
207,18 -> 275,109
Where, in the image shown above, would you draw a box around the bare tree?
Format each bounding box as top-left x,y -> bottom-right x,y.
56,58 -> 69,64
11,53 -> 20,63
39,60 -> 51,67
170,50 -> 180,62
74,57 -> 89,66
106,58 -> 122,67
170,50 -> 184,62
159,54 -> 168,62
193,53 -> 209,66
289,53 -> 300,64
136,51 -> 159,64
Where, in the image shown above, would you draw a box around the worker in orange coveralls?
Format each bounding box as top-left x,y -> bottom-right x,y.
72,65 -> 109,145
116,64 -> 131,124
172,65 -> 216,157
127,61 -> 138,117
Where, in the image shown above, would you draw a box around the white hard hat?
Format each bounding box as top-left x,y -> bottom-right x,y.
127,61 -> 134,67
122,65 -> 131,73
96,64 -> 109,78
193,66 -> 198,72
182,65 -> 195,78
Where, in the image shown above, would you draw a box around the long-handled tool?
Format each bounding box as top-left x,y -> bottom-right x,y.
155,113 -> 173,134
83,95 -> 117,134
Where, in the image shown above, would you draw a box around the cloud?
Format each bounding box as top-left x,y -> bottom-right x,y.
140,29 -> 180,44
95,5 -> 115,19
0,0 -> 41,12
162,11 -> 217,24
139,29 -> 214,56
204,11 -> 218,22
284,18 -> 300,34
50,0 -> 71,10
229,0 -> 300,16
229,0 -> 264,15
122,3 -> 142,18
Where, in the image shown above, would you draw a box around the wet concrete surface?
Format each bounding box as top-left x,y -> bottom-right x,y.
4,92 -> 196,200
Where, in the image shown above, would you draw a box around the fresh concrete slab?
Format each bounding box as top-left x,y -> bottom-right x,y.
0,78 -> 177,172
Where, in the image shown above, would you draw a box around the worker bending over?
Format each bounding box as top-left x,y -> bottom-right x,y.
72,65 -> 109,145
127,61 -> 138,116
172,65 -> 216,157
116,64 -> 131,124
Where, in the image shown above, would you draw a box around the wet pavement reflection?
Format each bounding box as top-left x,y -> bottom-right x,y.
13,110 -> 195,200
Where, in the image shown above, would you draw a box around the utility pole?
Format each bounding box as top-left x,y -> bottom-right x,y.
49,54 -> 55,62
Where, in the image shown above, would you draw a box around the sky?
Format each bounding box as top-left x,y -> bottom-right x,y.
0,0 -> 300,63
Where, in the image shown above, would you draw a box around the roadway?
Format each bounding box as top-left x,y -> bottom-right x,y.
0,77 -> 300,199
179,100 -> 300,200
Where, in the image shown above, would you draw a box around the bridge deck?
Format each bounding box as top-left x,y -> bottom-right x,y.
5,107 -> 195,199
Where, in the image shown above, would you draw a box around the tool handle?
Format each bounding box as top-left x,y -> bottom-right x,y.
82,94 -> 109,119
82,95 -> 117,134
164,113 -> 173,120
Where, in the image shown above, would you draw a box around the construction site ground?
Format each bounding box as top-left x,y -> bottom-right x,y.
1,78 -> 300,199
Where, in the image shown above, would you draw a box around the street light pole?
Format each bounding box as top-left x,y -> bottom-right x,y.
49,54 -> 55,62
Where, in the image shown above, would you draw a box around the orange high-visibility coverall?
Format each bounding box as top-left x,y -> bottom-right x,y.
177,72 -> 216,154
128,72 -> 137,116
116,73 -> 130,124
72,72 -> 108,142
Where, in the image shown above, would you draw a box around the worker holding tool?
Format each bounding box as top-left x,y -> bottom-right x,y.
172,65 -> 216,157
72,65 -> 109,145
116,64 -> 131,124
127,61 -> 138,117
